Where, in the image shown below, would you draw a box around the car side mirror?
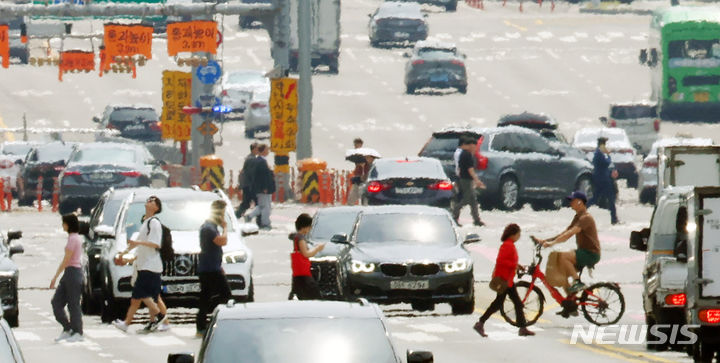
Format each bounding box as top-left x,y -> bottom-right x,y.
167,353 -> 194,363
9,244 -> 24,257
331,234 -> 349,244
463,233 -> 481,244
94,225 -> 115,240
629,228 -> 649,252
7,231 -> 22,242
407,350 -> 434,363
92,116 -> 100,123
599,116 -> 608,124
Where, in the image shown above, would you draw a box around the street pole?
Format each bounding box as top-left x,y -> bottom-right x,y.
296,0 -> 312,159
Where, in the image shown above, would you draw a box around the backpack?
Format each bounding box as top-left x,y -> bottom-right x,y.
149,217 -> 174,262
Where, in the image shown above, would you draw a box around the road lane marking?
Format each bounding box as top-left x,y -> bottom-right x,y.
138,335 -> 186,346
559,339 -> 646,363
503,20 -> 527,32
13,331 -> 41,341
599,344 -> 680,363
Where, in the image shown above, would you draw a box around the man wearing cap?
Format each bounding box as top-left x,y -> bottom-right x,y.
534,191 -> 601,316
588,137 -> 619,225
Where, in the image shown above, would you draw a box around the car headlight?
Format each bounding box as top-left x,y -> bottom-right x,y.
224,251 -> 248,264
351,260 -> 376,273
444,258 -> 471,273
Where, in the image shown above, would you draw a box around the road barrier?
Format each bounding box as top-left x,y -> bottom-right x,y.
298,158 -> 326,204
52,177 -> 59,212
200,155 -> 225,191
0,178 -> 5,212
36,176 -> 43,212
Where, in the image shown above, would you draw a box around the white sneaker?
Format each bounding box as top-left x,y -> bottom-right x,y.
112,319 -> 128,333
157,323 -> 170,332
54,330 -> 72,343
66,333 -> 84,342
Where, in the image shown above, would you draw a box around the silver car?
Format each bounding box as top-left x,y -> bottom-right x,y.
243,88 -> 270,138
601,102 -> 659,155
403,41 -> 467,94
217,70 -> 270,120
573,127 -> 639,188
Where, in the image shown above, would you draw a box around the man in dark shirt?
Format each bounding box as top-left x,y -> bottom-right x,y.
588,137 -> 619,225
452,136 -> 486,226
196,200 -> 231,337
246,144 -> 275,230
235,142 -> 259,218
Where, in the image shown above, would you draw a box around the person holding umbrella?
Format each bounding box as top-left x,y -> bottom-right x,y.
345,147 -> 381,205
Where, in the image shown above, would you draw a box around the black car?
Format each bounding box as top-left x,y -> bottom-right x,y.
93,105 -> 162,142
0,310 -> 24,362
394,0 -> 458,11
404,41 -> 467,94
0,229 -> 24,328
331,206 -> 478,314
16,142 -> 76,206
369,2 -> 428,48
362,157 -> 453,208
58,142 -> 169,215
168,300 -> 434,363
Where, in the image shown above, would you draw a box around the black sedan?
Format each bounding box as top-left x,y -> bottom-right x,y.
58,142 -> 169,215
368,2 -> 428,48
331,206 -> 478,314
362,157 -> 453,208
404,41 -> 467,94
0,228 -> 24,328
17,142 -> 76,206
93,104 -> 162,142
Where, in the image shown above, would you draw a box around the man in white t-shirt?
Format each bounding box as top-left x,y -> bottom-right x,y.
113,196 -> 167,333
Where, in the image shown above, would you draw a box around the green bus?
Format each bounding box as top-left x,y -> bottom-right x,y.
642,7 -> 720,120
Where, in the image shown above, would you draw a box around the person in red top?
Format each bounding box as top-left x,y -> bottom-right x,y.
473,223 -> 534,337
289,213 -> 325,300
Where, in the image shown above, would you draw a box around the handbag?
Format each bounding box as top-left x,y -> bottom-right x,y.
489,276 -> 508,294
290,238 -> 312,277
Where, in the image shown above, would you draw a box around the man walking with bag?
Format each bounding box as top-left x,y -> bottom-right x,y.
246,144 -> 275,230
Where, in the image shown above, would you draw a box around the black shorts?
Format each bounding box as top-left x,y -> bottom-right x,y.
132,270 -> 162,299
291,276 -> 321,300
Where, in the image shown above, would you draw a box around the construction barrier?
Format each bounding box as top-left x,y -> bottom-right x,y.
4,178 -> 11,212
52,177 -> 59,212
200,155 -> 225,191
36,176 -> 43,212
0,178 -> 5,212
298,158 -> 326,204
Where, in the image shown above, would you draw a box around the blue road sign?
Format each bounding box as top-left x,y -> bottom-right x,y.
196,60 -> 222,85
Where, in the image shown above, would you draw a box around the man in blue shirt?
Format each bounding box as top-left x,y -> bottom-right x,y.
588,137 -> 619,225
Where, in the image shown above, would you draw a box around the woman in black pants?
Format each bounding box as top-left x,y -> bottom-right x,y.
473,224 -> 534,337
50,214 -> 84,342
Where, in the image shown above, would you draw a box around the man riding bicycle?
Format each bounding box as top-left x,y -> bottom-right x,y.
534,191 -> 601,317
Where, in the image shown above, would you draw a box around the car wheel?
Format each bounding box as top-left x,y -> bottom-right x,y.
328,59 -> 339,74
499,175 -> 521,210
411,301 -> 435,312
457,85 -> 467,94
370,39 -> 380,48
289,57 -> 299,73
238,17 -> 252,29
100,271 -> 125,323
245,129 -> 255,138
450,287 -> 474,315
245,281 -> 254,302
405,84 -> 415,94
575,175 -> 593,201
639,188 -> 652,204
4,308 -> 18,328
530,199 -> 561,211
627,174 -> 639,189
18,195 -> 34,207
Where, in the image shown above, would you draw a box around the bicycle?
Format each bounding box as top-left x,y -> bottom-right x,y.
500,236 -> 625,327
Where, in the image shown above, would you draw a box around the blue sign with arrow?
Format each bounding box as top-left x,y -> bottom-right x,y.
196,60 -> 222,85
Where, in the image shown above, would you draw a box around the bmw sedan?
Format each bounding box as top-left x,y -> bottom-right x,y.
17,141 -> 76,206
362,157 -> 453,208
331,206 -> 478,314
369,2 -> 428,48
404,41 -> 467,94
58,142 -> 169,215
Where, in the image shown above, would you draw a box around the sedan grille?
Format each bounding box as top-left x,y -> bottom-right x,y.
162,254 -> 199,277
381,264 -> 407,277
312,261 -> 340,297
410,263 -> 440,276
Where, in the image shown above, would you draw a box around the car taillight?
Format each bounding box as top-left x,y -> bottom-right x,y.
149,121 -> 162,132
450,60 -> 464,67
412,60 -> 424,66
643,160 -> 658,168
367,181 -> 390,193
54,166 -> 65,172
615,148 -> 635,154
428,181 -> 453,190
64,171 -> 81,176
106,123 -> 117,130
699,309 -> 720,324
609,119 -> 617,127
120,171 -> 141,178
221,90 -> 228,96
250,102 -> 267,109
664,293 -> 686,306
476,136 -> 488,170
654,119 -> 660,132
0,160 -> 11,169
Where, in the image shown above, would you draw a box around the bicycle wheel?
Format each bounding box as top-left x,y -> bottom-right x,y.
580,282 -> 625,326
501,281 -> 544,327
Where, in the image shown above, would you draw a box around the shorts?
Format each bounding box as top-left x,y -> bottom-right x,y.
575,248 -> 600,270
131,270 -> 162,299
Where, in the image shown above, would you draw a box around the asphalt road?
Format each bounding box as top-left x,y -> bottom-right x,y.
1,0 -> 718,362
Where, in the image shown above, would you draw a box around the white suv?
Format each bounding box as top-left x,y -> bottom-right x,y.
601,102 -> 659,155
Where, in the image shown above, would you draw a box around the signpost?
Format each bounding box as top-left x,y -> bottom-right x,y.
269,77 -> 298,155
161,70 -> 192,141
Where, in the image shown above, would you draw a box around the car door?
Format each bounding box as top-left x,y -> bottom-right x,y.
510,132 -> 556,194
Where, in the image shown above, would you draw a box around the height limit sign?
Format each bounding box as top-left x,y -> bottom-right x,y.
269,78 -> 298,154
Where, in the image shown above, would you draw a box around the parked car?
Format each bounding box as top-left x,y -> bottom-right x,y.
361,157 -> 453,207
58,142 -> 169,215
368,2 -> 428,48
81,187 -> 254,322
93,105 -> 162,142
0,304 -> 25,362
217,70 -> 270,119
0,141 -> 41,197
403,41 -> 467,94
0,228 -> 24,327
16,141 -> 76,206
168,300 -> 434,363
497,112 -> 585,159
601,102 -> 659,155
306,206 -> 366,300
243,88 -> 270,138
331,205 -> 478,314
573,127 -> 639,188
637,137 -> 713,204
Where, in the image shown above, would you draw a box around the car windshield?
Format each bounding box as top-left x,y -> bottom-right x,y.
371,159 -> 447,180
110,108 -> 157,122
203,318 -> 397,363
124,200 -> 235,236
69,147 -> 137,164
575,131 -> 627,145
417,48 -> 455,57
378,4 -> 421,18
36,143 -> 74,162
99,199 -> 124,227
668,39 -> 720,68
421,135 -> 461,156
310,211 -> 360,240
2,144 -> 33,156
355,214 -> 455,244
228,72 -> 266,85
610,105 -> 657,119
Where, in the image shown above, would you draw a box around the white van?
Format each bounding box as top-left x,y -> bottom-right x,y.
602,102 -> 659,155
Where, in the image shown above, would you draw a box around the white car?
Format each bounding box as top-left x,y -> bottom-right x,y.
601,102 -> 659,155
637,137 -> 713,204
217,70 -> 270,120
1,141 -> 41,195
243,88 -> 270,138
573,127 -> 639,188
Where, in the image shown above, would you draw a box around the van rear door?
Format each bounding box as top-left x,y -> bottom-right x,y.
659,146 -> 720,196
698,189 -> 720,298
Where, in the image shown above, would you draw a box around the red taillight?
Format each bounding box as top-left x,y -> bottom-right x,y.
412,60 -> 424,66
64,171 -> 81,176
250,102 -> 267,110
643,160 -> 658,168
429,181 -> 453,190
0,160 -> 12,169
221,90 -> 228,97
120,171 -> 141,178
367,181 -> 390,193
618,148 -> 635,154
149,121 -> 162,132
450,60 -> 464,67
609,119 -> 617,127
476,136 -> 488,170
54,166 -> 65,172
665,293 -> 686,306
699,309 -> 720,324
654,119 -> 660,132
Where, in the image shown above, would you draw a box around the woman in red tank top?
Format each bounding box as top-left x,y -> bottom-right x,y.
289,214 -> 326,300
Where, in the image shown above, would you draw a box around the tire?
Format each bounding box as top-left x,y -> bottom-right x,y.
627,174 -> 639,189
695,341 -> 716,362
328,59 -> 339,74
18,195 -> 34,207
245,129 -> 255,138
289,56 -> 298,73
501,281 -> 544,327
370,39 -> 380,48
639,188 -> 653,204
411,301 -> 435,312
445,0 -> 457,11
245,281 -> 254,302
498,175 -> 521,210
4,308 -> 18,328
575,175 -> 593,201
406,84 -> 415,94
81,288 -> 102,315
457,85 -> 467,94
238,17 -> 252,29
100,271 -> 125,323
451,286 -> 475,315
645,315 -> 659,351
19,51 -> 28,65
59,201 -> 76,215
580,282 -> 625,326
530,199 -> 562,211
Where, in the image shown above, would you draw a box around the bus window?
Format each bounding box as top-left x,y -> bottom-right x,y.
668,39 -> 720,67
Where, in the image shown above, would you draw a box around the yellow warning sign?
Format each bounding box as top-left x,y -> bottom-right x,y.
197,121 -> 218,136
269,78 -> 298,154
161,70 -> 192,141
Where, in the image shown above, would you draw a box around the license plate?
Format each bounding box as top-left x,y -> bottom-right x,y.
430,74 -> 449,82
124,124 -> 145,131
694,92 -> 710,102
390,280 -> 429,290
395,187 -> 423,194
394,31 -> 410,38
163,283 -> 200,294
90,173 -> 113,181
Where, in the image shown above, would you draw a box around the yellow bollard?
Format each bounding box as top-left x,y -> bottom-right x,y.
199,155 -> 225,191
297,158 -> 327,204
